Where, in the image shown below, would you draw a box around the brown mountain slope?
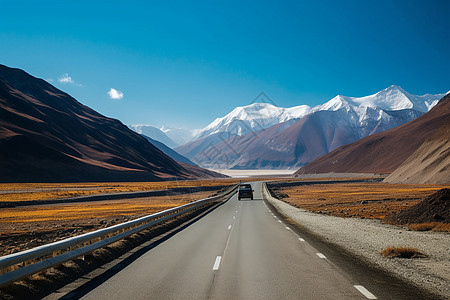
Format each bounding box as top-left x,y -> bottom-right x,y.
227,110 -> 360,169
296,93 -> 450,176
0,64 -> 224,182
384,122 -> 450,184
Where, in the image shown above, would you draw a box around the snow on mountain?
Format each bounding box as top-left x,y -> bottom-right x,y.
312,85 -> 445,114
194,86 -> 446,143
159,126 -> 196,145
128,125 -> 178,148
307,85 -> 447,138
352,85 -> 444,112
177,86 -> 447,170
193,103 -> 311,140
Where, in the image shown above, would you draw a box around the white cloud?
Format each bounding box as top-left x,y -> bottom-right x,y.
107,88 -> 124,100
58,73 -> 74,83
58,73 -> 81,86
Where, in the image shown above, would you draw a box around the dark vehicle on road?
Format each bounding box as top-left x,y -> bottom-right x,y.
238,184 -> 253,200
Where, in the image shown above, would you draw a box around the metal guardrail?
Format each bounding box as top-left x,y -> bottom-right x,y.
0,185 -> 238,288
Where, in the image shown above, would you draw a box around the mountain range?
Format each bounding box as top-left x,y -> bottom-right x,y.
128,124 -> 179,148
297,93 -> 450,184
141,135 -> 198,167
0,64 -> 224,182
176,86 -> 446,169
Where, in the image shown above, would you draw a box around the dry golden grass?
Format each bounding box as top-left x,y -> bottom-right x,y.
278,182 -> 450,220
407,222 -> 450,232
0,191 -> 215,255
0,179 -> 246,202
431,223 -> 450,232
380,247 -> 427,258
0,177 -> 363,203
0,192 -> 212,223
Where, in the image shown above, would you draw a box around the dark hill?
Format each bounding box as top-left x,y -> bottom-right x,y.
385,189 -> 450,224
0,64 -> 224,182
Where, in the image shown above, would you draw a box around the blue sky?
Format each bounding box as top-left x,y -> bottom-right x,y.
1,0 -> 449,129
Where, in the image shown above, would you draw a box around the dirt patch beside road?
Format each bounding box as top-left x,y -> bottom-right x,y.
384,188 -> 450,232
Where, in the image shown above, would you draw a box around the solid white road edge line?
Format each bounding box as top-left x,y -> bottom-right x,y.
228,225 -> 232,230
354,285 -> 377,299
213,256 -> 222,270
316,253 -> 326,259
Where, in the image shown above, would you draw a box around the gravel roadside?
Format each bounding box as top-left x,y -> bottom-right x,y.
264,186 -> 450,299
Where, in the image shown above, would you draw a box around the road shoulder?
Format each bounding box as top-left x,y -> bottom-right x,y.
264,185 -> 449,299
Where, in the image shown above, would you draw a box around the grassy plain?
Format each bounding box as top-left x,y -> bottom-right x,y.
0,177 -> 359,203
275,182 -> 450,231
0,191 -> 213,255
0,192 -> 212,223
0,179 -> 243,202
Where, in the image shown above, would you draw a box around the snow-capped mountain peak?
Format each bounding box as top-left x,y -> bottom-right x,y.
177,86 -> 447,170
311,85 -> 445,115
128,124 -> 179,148
193,102 -> 311,140
351,85 -> 444,112
312,95 -> 355,112
189,86 -> 447,143
159,126 -> 196,145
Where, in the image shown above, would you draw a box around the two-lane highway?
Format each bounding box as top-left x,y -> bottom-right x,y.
80,182 -> 376,299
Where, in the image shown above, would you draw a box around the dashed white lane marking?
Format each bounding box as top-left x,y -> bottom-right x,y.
316,253 -> 326,259
212,256 -> 222,270
235,210 -> 238,213
233,216 -> 236,219
354,285 -> 377,299
285,227 -> 291,230
228,225 -> 232,230
278,220 -> 282,223
298,238 -> 305,242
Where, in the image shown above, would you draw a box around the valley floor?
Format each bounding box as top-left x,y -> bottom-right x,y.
208,169 -> 297,178
269,181 -> 450,230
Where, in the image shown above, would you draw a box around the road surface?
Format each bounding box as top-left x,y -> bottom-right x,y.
77,182 -> 380,299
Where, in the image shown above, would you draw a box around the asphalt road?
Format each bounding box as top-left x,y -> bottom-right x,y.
79,182 -> 379,300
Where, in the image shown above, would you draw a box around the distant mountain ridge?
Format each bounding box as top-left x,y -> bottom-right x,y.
0,64 -> 224,182
129,124 -> 178,148
176,86 -> 446,169
142,135 -> 198,166
192,102 -> 311,140
191,85 -> 445,143
160,126 -> 195,146
296,93 -> 450,182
